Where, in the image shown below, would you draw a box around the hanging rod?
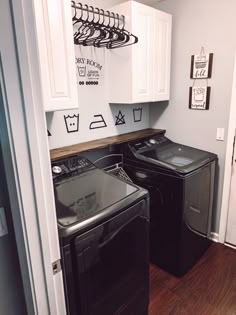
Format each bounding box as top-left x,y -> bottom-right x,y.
71,2 -> 124,21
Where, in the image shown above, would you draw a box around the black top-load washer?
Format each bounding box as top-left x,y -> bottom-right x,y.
121,134 -> 218,277
52,155 -> 150,315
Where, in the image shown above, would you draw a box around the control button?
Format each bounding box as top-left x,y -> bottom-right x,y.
61,165 -> 69,173
145,141 -> 152,147
149,139 -> 157,145
52,166 -> 62,174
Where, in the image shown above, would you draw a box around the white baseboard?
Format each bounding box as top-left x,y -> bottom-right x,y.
210,232 -> 219,243
224,242 -> 236,250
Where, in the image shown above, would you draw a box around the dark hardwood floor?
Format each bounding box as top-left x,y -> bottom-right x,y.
149,243 -> 236,315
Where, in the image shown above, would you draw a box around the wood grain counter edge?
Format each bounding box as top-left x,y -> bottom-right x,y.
50,128 -> 166,161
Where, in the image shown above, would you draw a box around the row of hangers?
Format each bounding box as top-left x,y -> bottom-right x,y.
71,2 -> 138,49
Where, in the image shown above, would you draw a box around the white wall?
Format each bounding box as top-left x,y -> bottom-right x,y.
46,0 -> 150,150
0,148 -> 26,315
151,0 -> 236,232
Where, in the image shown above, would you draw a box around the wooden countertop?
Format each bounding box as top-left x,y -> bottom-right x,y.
50,128 -> 165,161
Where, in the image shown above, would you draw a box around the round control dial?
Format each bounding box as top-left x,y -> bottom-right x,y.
52,166 -> 62,174
149,139 -> 157,145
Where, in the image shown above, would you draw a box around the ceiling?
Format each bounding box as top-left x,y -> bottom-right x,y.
78,0 -> 164,12
136,0 -> 162,4
86,0 -> 162,8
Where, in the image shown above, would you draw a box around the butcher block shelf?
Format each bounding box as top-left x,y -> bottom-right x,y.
50,128 -> 165,161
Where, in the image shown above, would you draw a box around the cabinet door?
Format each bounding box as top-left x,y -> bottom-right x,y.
153,10 -> 172,102
132,3 -> 154,103
33,0 -> 78,112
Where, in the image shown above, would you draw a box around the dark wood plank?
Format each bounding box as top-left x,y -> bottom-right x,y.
50,128 -> 165,161
149,243 -> 236,315
148,286 -> 179,315
169,293 -> 220,315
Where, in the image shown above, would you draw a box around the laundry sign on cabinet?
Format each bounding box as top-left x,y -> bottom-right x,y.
76,57 -> 103,87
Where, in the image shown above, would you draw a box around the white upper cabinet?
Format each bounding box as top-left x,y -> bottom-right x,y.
33,0 -> 78,112
107,1 -> 172,104
153,10 -> 172,101
132,3 -> 155,103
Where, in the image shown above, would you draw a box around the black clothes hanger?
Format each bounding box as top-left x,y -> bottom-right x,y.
72,2 -> 138,49
94,11 -> 117,48
107,15 -> 138,49
94,10 -> 113,47
72,2 -> 84,38
82,7 -> 104,46
74,4 -> 91,44
92,9 -> 110,47
106,13 -> 128,48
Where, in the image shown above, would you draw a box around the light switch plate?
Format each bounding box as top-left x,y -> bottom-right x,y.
0,207 -> 8,237
216,128 -> 225,141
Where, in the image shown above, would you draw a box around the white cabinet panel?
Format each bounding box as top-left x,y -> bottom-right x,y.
132,3 -> 154,102
33,0 -> 78,111
153,11 -> 172,101
107,1 -> 172,104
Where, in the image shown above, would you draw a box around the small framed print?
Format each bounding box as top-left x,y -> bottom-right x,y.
190,53 -> 213,79
189,87 -> 211,110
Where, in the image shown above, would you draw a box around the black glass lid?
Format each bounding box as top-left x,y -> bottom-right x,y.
54,168 -> 138,227
141,143 -> 214,169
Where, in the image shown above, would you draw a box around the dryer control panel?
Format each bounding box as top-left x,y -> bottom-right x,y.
130,136 -> 170,153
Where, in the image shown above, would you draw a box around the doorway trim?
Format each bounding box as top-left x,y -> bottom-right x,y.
0,0 -> 66,314
219,52 -> 236,243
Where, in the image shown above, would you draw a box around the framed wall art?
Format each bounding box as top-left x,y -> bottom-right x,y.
189,86 -> 211,110
190,49 -> 213,79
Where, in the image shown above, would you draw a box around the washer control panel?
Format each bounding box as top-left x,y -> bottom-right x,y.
52,156 -> 93,180
149,139 -> 157,145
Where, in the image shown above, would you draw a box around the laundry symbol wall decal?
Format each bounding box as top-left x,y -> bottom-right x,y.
89,114 -> 107,130
78,66 -> 86,77
115,110 -> 126,126
64,114 -> 79,133
47,129 -> 52,136
133,108 -> 143,122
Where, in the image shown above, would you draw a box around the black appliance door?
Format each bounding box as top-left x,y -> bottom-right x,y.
140,143 -> 214,173
73,200 -> 149,315
123,163 -> 183,273
124,161 -> 215,276
184,161 -> 215,236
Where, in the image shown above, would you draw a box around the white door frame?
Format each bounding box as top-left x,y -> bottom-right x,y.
0,0 -> 66,314
219,52 -> 236,244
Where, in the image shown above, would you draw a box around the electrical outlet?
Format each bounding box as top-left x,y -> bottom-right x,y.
216,128 -> 225,141
0,207 -> 8,237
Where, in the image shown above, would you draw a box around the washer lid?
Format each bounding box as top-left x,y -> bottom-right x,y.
54,168 -> 138,228
137,141 -> 217,174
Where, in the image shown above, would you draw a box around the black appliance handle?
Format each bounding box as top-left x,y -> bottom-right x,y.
74,200 -> 147,253
99,211 -> 145,248
147,157 -> 212,173
193,158 -> 211,169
